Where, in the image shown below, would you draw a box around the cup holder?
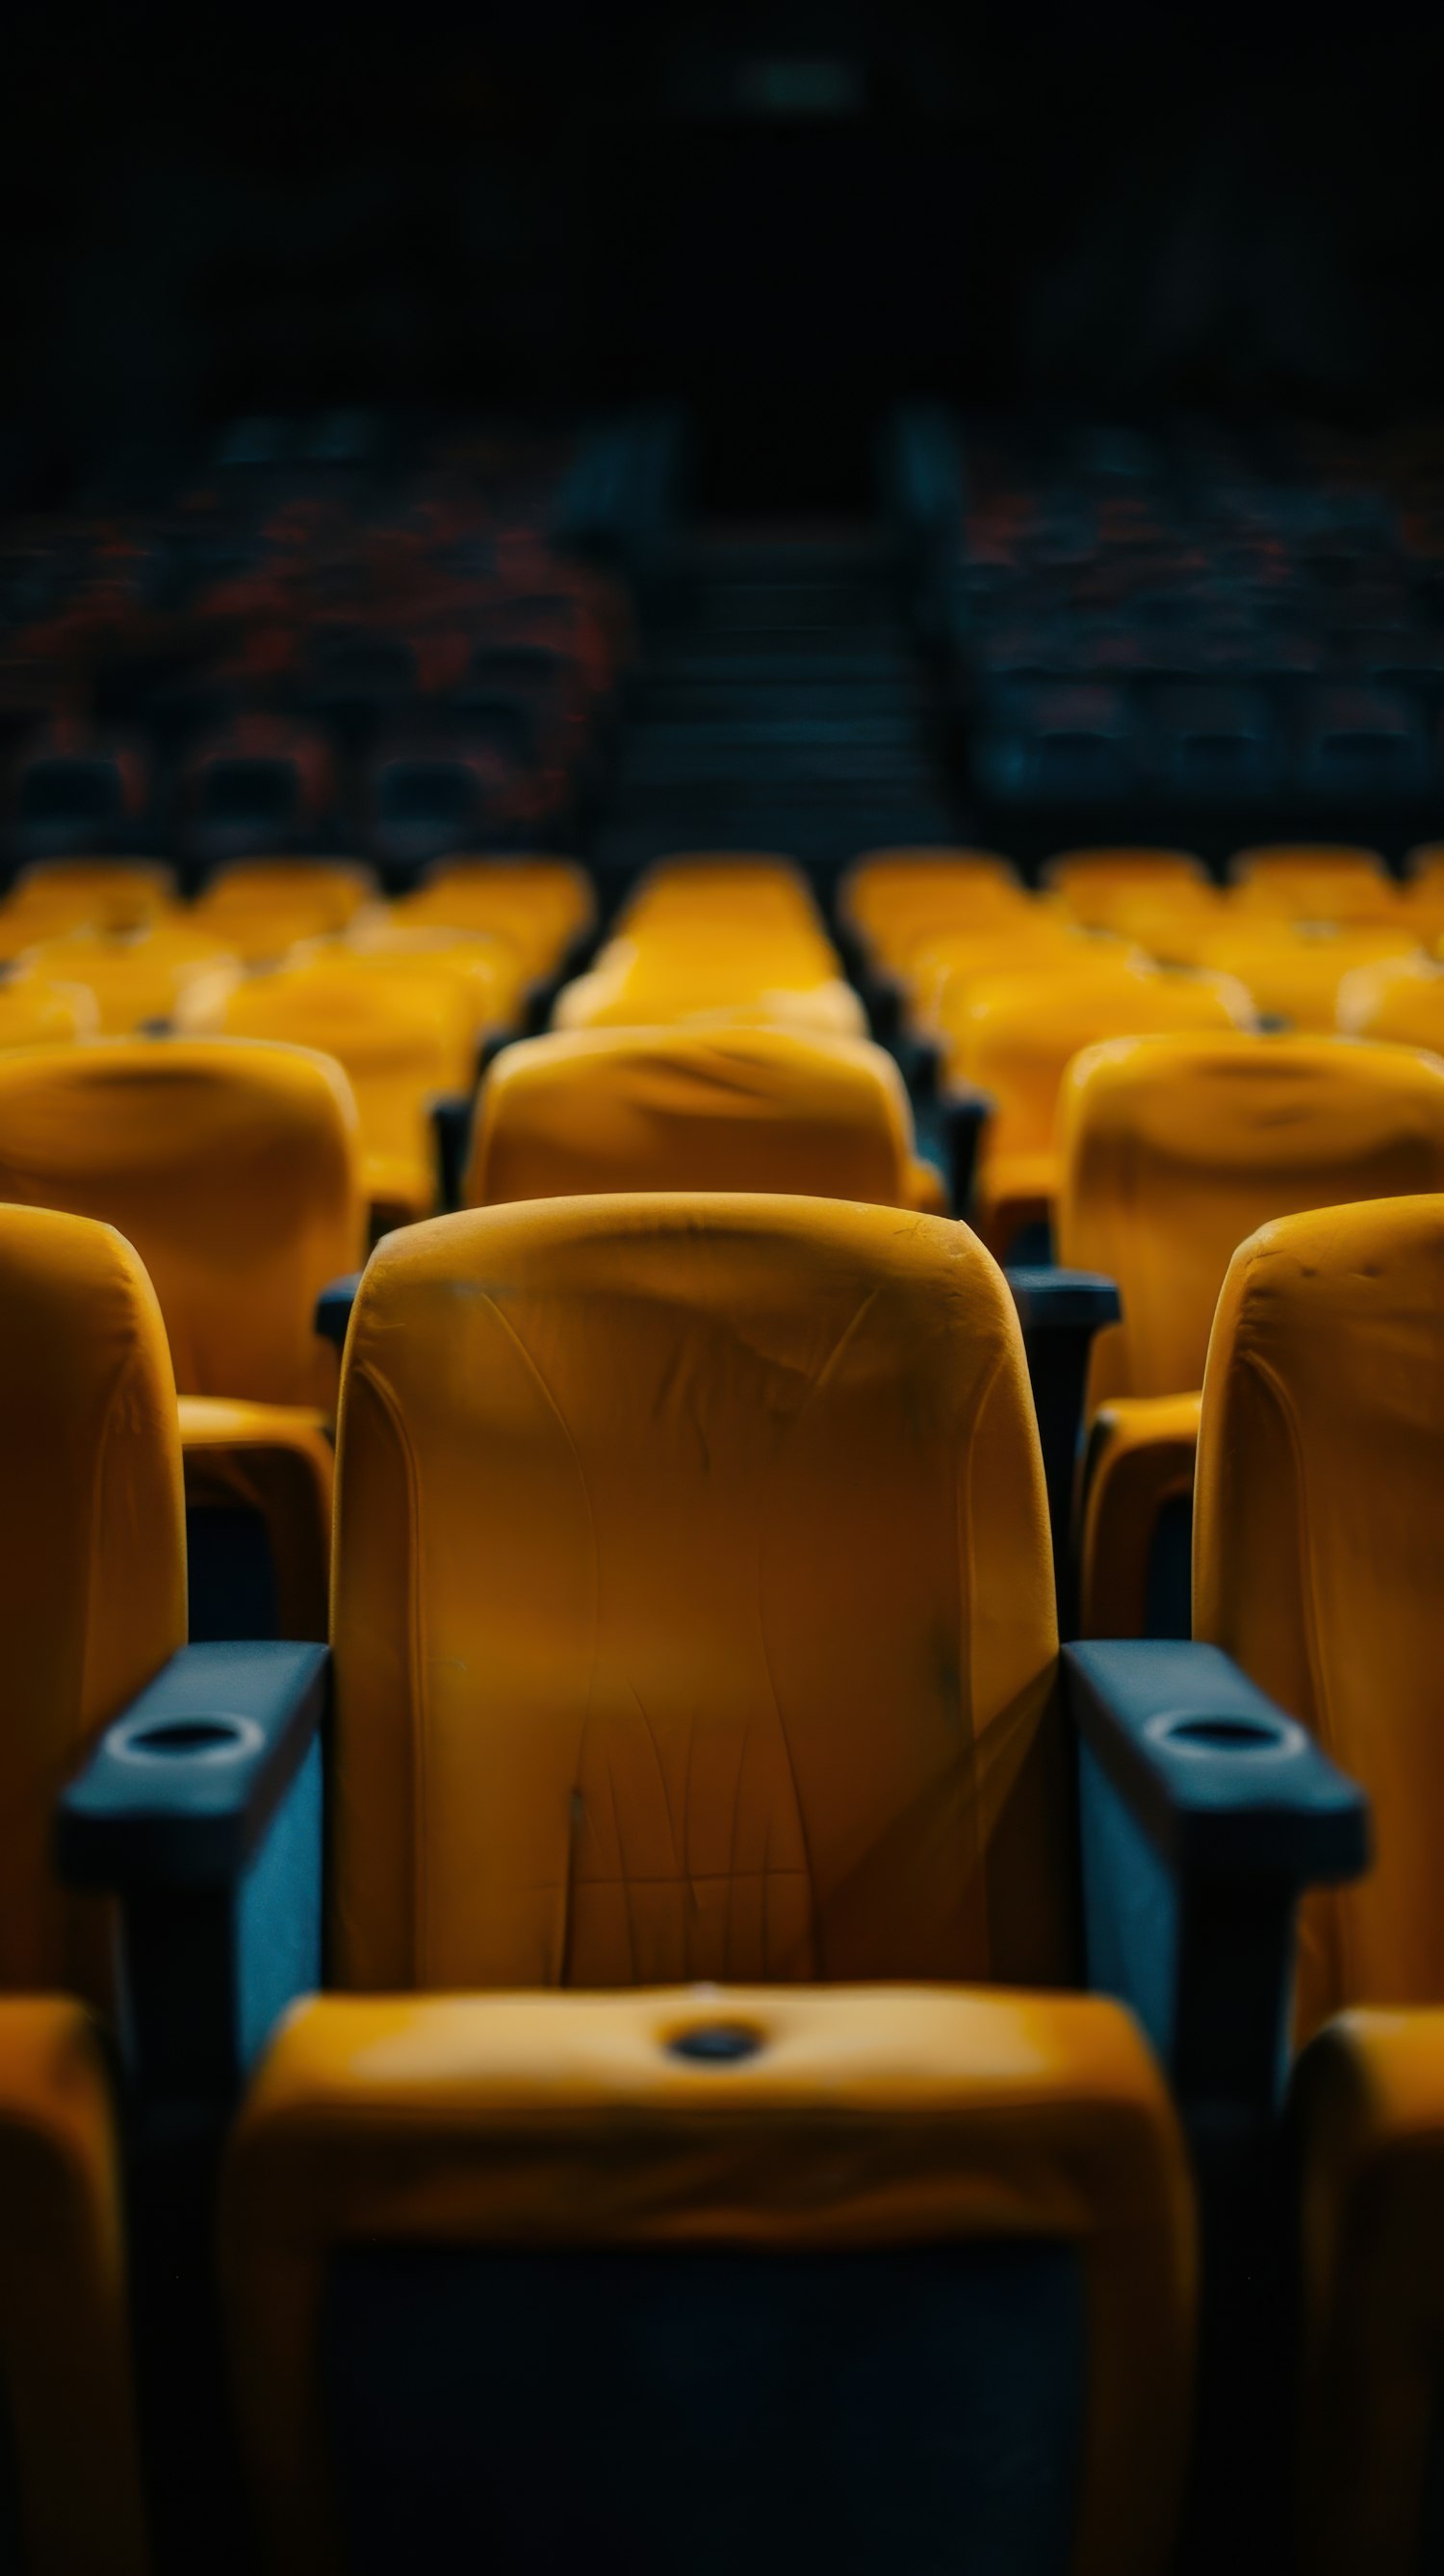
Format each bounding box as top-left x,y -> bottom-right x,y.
1147,1708 -> 1306,1760
110,1710 -> 264,1765
667,2022 -> 764,2067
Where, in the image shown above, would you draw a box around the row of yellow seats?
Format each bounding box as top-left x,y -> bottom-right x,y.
844,839 -> 1444,964
2,1011 -> 1439,1662
4,1180 -> 1440,2570
552,851 -> 869,1043
0,855 -> 597,1230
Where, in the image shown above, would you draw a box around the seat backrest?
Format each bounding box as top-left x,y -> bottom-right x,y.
192,861 -> 379,962
1337,951 -> 1444,1053
552,932 -> 866,1040
0,1041 -> 364,1406
399,858 -> 593,975
1195,1196 -> 1444,2033
1057,1033 -> 1444,1403
211,961 -> 476,1189
25,925 -> 239,1035
465,1026 -> 926,1209
952,959 -> 1253,1161
331,1195 -> 1069,1993
0,975 -> 98,1047
0,1204 -> 184,1999
1044,848 -> 1205,930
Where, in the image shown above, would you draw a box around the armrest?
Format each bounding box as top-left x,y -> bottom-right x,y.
315,1272 -> 364,1354
58,1643 -> 330,2117
430,1091 -> 476,1214
1065,1638 -> 1369,2125
1007,1270 -> 1121,1637
60,1641 -> 327,1889
937,1083 -> 994,1216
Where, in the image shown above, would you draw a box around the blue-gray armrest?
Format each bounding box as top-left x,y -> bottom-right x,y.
316,1272 -> 364,1354
1066,1638 -> 1369,2128
58,1642 -> 330,2118
1008,1271 -> 1121,1638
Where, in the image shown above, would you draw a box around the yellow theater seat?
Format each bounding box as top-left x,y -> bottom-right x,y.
1189,919 -> 1423,1031
553,926 -> 867,1040
1058,1036 -> 1444,1637
913,914 -> 1103,1040
463,1024 -> 947,1213
1337,949 -> 1444,1053
191,859 -> 380,963
838,847 -> 1023,970
0,859 -> 176,946
223,1192 -> 1194,2575
189,957 -> 477,1227
1228,842 -> 1400,925
0,1043 -> 365,1638
24,921 -> 241,1033
0,972 -> 98,1046
1193,1198 -> 1444,2574
392,856 -> 594,980
944,954 -> 1254,1255
323,917 -> 525,1034
0,1201 -> 181,2572
1044,848 -> 1209,932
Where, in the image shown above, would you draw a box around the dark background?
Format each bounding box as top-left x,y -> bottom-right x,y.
6,0 -> 1443,510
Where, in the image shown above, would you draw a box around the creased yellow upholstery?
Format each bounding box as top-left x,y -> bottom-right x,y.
225,1984 -> 1193,2576
1193,1200 -> 1444,2573
464,1024 -> 944,1212
331,1193 -> 1071,1992
1196,1195 -> 1444,2034
0,1204 -> 184,2004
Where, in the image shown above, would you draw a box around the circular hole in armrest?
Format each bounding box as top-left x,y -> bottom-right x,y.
110,1712 -> 265,1765
1147,1709 -> 1306,1759
667,2022 -> 764,2067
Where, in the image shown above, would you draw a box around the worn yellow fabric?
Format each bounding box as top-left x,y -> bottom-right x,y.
225,1982 -> 1193,2576
193,960 -> 476,1222
947,958 -> 1254,1253
0,975 -> 98,1047
1187,921 -> 1423,1031
1043,848 -> 1207,930
465,1025 -> 944,1213
0,1999 -> 149,2573
1228,843 -> 1398,925
331,1193 -> 1070,1992
191,860 -> 379,962
1196,1196 -> 1444,2036
1337,951 -> 1444,1052
553,929 -> 866,1040
1291,2010 -> 1444,2576
25,923 -> 240,1033
0,1206 -> 184,2004
0,1039 -> 364,1408
394,857 -> 593,977
1077,1395 -> 1203,1640
1058,1035 -> 1444,1413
